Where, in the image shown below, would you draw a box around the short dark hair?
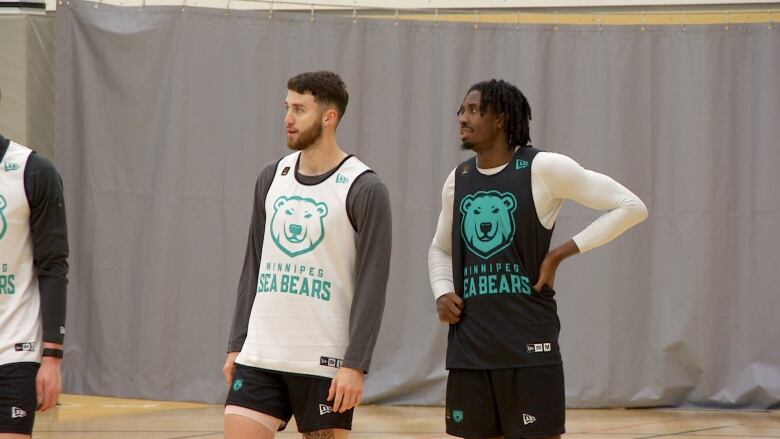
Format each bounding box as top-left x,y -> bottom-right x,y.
287,71 -> 349,122
467,79 -> 532,148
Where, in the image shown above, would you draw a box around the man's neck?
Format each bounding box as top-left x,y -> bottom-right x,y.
475,142 -> 514,169
298,138 -> 348,176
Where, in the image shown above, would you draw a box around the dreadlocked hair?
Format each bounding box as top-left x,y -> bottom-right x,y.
468,79 -> 532,148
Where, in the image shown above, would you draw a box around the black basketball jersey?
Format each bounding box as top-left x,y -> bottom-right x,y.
448,147 -> 562,369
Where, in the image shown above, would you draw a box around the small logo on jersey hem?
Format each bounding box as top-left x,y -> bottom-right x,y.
14,342 -> 35,352
12,407 -> 27,418
526,342 -> 552,353
523,413 -> 536,425
319,404 -> 333,415
4,162 -> 20,172
320,356 -> 343,368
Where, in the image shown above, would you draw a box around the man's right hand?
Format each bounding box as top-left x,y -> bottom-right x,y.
223,352 -> 240,388
436,292 -> 464,324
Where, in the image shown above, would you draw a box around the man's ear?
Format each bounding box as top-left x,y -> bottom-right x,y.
323,108 -> 339,127
497,113 -> 507,129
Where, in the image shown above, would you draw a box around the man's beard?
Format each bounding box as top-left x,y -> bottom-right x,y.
287,120 -> 323,151
461,140 -> 476,151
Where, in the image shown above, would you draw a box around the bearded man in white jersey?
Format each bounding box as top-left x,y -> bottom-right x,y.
428,79 -> 648,439
223,71 -> 392,439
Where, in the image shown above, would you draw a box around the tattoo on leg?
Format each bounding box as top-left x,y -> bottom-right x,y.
303,431 -> 335,439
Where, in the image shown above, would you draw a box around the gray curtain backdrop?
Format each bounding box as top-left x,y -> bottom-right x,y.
56,0 -> 780,408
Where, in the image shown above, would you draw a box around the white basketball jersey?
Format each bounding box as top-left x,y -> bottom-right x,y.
236,152 -> 371,378
0,141 -> 42,366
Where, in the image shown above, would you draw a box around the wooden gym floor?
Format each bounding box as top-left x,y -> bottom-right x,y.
30,394 -> 779,438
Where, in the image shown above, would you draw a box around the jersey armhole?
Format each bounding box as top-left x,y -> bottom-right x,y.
260,158 -> 283,210
346,169 -> 376,232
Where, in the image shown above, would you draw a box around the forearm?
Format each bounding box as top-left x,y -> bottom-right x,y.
547,239 -> 580,264
228,225 -> 263,352
428,242 -> 454,299
227,266 -> 258,352
343,285 -> 386,372
39,276 -> 67,344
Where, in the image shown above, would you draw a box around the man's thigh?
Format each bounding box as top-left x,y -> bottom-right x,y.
445,369 -> 503,438
225,364 -> 293,431
284,373 -> 353,434
493,365 -> 566,439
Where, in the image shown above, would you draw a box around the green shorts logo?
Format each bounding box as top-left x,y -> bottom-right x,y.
270,195 -> 328,257
452,409 -> 464,423
0,195 -> 7,240
232,379 -> 243,391
460,191 -> 517,259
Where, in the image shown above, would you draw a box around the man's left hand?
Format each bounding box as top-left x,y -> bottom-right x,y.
36,356 -> 62,412
328,366 -> 364,413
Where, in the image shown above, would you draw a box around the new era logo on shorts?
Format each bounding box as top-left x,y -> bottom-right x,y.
12,407 -> 27,418
523,413 -> 536,425
319,404 -> 333,415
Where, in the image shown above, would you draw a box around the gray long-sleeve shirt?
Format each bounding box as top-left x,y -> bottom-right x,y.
228,158 -> 392,373
0,134 -> 69,345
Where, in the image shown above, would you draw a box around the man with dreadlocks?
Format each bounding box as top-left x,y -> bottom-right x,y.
428,79 -> 647,438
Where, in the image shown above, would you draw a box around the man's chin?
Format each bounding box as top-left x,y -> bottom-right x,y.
461,141 -> 476,151
286,141 -> 308,151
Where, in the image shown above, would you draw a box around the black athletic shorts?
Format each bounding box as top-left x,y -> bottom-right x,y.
446,365 -> 566,439
225,363 -> 353,433
0,362 -> 39,435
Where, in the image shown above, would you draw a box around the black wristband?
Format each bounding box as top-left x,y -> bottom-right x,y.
42,348 -> 64,358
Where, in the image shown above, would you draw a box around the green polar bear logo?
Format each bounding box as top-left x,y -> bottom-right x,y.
271,195 -> 328,257
460,190 -> 517,259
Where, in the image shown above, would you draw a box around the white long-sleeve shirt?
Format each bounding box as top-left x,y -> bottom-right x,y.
428,151 -> 648,299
